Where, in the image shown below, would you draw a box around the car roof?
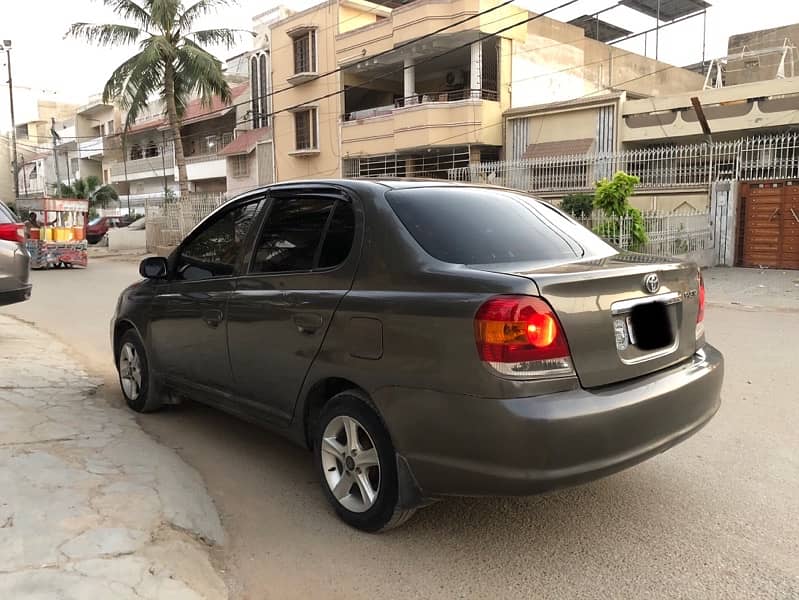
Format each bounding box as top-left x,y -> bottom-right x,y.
236,178 -> 517,197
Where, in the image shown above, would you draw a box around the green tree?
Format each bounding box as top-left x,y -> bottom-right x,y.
58,176 -> 120,209
67,0 -> 240,195
560,193 -> 594,219
593,171 -> 648,249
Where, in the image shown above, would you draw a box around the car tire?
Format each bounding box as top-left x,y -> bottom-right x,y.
315,391 -> 416,532
117,330 -> 162,413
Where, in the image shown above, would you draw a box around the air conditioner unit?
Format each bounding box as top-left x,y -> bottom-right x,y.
445,70 -> 466,87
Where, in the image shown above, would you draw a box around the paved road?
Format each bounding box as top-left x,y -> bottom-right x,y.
5,260 -> 798,599
0,315 -> 227,598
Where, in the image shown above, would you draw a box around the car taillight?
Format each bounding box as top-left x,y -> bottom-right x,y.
0,223 -> 24,243
696,271 -> 706,341
475,295 -> 574,379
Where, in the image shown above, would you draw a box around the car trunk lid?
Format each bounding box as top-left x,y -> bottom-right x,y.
472,254 -> 702,388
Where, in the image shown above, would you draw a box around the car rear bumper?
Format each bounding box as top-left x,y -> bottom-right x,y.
377,344 -> 723,498
0,284 -> 32,306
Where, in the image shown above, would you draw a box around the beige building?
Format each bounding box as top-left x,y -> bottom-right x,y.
14,100 -> 80,146
217,7 -> 288,196
266,0 -> 704,181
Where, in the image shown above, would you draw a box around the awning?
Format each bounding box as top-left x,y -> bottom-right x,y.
522,138 -> 595,159
219,128 -> 272,156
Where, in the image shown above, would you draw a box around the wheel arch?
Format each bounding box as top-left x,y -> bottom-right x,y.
301,377 -> 371,449
113,319 -> 144,363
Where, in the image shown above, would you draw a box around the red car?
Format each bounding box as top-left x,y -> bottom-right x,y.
86,216 -> 134,244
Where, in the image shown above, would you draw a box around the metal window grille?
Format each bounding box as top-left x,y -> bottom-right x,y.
293,31 -> 316,74
232,155 -> 249,177
294,109 -> 317,150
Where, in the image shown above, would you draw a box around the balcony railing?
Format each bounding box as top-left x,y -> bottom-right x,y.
343,89 -> 498,122
110,152 -> 175,177
395,88 -> 499,108
184,132 -> 233,163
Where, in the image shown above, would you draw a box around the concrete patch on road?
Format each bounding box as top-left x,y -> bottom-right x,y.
0,316 -> 227,599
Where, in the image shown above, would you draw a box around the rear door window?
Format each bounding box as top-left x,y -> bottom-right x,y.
250,195 -> 354,273
387,188 -> 612,264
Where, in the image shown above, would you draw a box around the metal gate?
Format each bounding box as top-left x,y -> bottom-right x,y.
738,181 -> 799,269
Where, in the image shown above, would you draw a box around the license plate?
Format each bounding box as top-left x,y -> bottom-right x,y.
629,301 -> 674,351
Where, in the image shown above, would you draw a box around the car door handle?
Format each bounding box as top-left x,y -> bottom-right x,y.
202,309 -> 224,328
293,313 -> 324,334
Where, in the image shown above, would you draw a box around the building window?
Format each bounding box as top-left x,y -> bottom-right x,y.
232,155 -> 249,177
294,108 -> 318,151
259,54 -> 269,127
145,140 -> 159,158
206,135 -> 219,154
106,120 -> 115,135
130,143 -> 143,160
292,30 -> 316,74
251,56 -> 260,128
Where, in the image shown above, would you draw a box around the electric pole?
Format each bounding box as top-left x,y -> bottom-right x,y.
51,117 -> 62,197
3,40 -> 19,201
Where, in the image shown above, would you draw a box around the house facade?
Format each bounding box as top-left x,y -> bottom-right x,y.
264,0 -> 704,181
103,83 -> 249,204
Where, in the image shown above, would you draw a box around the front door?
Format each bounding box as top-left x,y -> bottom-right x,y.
740,181 -> 799,269
226,187 -> 360,423
148,197 -> 264,393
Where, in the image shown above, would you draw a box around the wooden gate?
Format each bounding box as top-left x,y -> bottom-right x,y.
738,181 -> 799,269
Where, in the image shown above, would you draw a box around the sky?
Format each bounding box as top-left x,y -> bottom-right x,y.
2,0 -> 798,132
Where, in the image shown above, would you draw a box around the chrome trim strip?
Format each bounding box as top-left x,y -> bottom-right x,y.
611,291 -> 681,316
619,337 -> 680,365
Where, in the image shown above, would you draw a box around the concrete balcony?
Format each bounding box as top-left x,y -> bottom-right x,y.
109,153 -> 175,183
335,0 -> 527,64
342,91 -> 501,155
184,156 -> 227,181
622,76 -> 799,144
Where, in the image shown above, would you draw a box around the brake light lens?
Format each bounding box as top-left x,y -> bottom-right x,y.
696,271 -> 706,341
0,223 -> 24,243
475,296 -> 574,379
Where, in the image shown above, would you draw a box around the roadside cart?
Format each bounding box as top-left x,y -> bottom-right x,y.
18,197 -> 90,269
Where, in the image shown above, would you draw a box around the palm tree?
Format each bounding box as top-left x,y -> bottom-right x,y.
59,176 -> 120,209
68,0 -> 240,195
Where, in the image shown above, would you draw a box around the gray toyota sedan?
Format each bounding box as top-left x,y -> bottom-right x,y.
111,180 -> 723,532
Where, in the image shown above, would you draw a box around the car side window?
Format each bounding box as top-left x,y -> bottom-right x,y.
318,201 -> 355,268
176,199 -> 262,281
251,195 -> 353,274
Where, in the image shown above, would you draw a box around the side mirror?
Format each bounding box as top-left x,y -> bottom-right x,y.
139,256 -> 168,279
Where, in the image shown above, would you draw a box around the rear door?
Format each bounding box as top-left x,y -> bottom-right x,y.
226,186 -> 360,424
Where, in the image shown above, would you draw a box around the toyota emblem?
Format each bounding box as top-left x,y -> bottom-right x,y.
643,273 -> 660,294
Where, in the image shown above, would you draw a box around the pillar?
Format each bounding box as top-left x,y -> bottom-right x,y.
470,41 -> 482,96
403,57 -> 415,103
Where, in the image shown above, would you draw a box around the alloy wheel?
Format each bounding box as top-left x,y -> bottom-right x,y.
119,342 -> 142,401
320,415 -> 381,513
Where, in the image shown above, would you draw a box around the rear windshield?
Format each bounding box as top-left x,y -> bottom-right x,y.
386,187 -> 615,265
0,202 -> 16,224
